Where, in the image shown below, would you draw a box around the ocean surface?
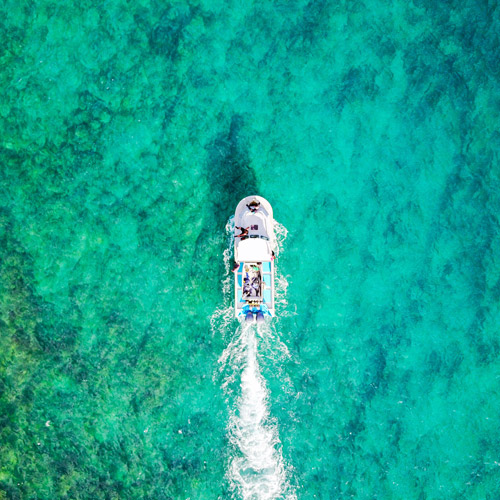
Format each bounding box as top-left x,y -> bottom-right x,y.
1,0 -> 499,498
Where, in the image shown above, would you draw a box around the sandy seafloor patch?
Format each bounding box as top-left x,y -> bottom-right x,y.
1,0 -> 499,498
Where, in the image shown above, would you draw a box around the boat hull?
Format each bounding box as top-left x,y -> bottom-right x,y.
233,196 -> 276,319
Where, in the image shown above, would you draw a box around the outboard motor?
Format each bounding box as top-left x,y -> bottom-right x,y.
245,311 -> 254,323
256,311 -> 265,323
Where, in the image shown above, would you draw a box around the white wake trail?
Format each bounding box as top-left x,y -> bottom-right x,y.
226,324 -> 287,500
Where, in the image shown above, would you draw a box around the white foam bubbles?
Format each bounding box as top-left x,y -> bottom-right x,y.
225,325 -> 294,500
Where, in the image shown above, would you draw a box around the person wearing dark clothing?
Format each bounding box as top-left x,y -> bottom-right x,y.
235,226 -> 249,238
246,200 -> 260,213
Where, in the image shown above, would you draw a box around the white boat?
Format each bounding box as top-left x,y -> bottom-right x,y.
233,195 -> 276,322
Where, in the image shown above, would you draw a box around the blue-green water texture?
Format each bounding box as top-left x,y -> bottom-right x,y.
1,0 -> 500,498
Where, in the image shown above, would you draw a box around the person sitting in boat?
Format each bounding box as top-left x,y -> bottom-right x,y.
246,200 -> 260,213
243,276 -> 260,297
244,285 -> 258,297
243,268 -> 261,297
243,280 -> 253,297
235,226 -> 249,239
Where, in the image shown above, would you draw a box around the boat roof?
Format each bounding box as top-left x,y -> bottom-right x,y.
237,238 -> 272,261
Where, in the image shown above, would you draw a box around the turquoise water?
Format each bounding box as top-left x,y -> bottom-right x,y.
1,0 -> 499,498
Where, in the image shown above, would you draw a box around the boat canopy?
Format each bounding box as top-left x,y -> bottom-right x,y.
237,238 -> 271,262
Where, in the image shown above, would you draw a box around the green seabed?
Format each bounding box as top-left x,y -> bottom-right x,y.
1,0 -> 499,498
